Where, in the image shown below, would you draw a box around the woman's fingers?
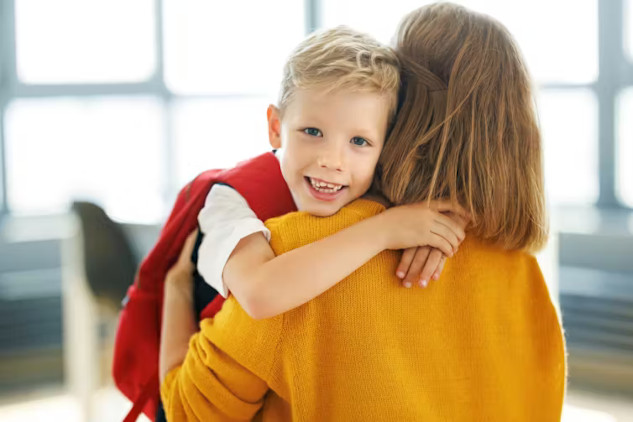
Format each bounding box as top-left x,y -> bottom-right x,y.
420,249 -> 443,285
433,255 -> 446,281
177,230 -> 199,270
183,230 -> 198,257
402,247 -> 431,288
396,247 -> 417,280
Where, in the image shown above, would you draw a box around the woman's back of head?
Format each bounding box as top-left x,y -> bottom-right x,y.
379,2 -> 547,252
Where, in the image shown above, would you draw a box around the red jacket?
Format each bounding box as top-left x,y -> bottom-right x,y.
112,152 -> 296,421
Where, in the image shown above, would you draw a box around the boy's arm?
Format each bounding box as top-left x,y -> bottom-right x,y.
224,200 -> 467,320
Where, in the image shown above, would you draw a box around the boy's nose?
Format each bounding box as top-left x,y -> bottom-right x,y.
317,144 -> 344,172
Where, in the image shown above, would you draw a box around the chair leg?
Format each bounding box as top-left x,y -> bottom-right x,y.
61,218 -> 99,422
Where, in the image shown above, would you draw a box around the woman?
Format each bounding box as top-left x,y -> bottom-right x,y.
160,3 -> 565,421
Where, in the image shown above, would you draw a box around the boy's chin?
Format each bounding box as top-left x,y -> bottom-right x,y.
299,200 -> 356,218
308,208 -> 340,218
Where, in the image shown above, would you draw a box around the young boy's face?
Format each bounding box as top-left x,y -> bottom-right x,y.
268,88 -> 391,217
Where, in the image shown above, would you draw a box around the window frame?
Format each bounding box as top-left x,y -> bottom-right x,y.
0,0 -> 630,220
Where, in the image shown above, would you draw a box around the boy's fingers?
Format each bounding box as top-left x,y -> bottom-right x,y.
436,213 -> 466,242
429,234 -> 454,258
420,249 -> 443,285
403,247 -> 430,288
430,221 -> 460,253
429,200 -> 470,219
446,212 -> 470,231
397,248 -> 416,280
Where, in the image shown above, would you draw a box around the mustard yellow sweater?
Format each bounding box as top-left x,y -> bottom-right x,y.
161,199 -> 566,421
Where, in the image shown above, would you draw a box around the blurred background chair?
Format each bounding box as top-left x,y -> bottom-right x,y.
61,201 -> 139,422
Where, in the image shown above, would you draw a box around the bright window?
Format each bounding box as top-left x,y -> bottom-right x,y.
321,0 -> 598,84
5,97 -> 166,222
617,89 -> 633,207
538,90 -> 599,205
626,0 -> 633,60
15,0 -> 156,84
171,98 -> 271,188
163,0 -> 305,96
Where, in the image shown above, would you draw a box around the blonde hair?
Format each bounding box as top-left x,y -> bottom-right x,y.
378,3 -> 547,252
279,26 -> 400,122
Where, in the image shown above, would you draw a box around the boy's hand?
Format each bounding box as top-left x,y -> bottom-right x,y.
394,209 -> 469,288
381,200 -> 469,257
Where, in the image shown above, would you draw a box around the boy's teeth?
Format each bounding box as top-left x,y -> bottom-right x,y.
309,178 -> 343,192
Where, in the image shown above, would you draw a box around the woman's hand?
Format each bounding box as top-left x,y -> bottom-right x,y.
160,229 -> 199,383
165,229 -> 198,295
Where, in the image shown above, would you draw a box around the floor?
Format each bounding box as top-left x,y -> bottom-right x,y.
0,385 -> 631,422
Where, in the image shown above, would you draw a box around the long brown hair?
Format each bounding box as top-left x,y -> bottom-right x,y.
378,3 -> 547,252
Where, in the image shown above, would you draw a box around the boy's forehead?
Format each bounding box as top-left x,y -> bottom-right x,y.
285,87 -> 391,116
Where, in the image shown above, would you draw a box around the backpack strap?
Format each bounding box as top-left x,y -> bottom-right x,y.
123,370 -> 159,422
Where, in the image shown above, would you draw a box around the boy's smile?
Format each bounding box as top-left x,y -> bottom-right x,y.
268,88 -> 392,217
305,176 -> 346,201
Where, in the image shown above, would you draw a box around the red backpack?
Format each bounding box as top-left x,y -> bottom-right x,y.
112,152 -> 296,421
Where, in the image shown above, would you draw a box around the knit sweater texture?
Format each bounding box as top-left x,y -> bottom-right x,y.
161,198 -> 566,421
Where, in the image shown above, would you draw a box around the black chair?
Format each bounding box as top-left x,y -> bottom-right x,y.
71,201 -> 169,421
71,201 -> 138,309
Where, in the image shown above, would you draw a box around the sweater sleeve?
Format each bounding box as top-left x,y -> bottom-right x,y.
160,296 -> 284,421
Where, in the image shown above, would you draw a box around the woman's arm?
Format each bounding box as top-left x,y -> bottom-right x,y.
224,200 -> 468,320
159,230 -> 272,421
159,230 -> 198,384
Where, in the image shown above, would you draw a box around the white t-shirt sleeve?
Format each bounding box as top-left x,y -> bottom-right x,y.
197,184 -> 270,298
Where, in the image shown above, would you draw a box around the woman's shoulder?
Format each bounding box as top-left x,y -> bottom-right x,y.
265,198 -> 385,228
452,237 -> 547,288
263,199 -> 386,254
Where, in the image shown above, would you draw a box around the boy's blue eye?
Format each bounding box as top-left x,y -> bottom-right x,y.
303,128 -> 322,137
351,137 -> 369,146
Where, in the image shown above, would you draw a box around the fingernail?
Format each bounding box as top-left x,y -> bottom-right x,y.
419,279 -> 427,287
397,271 -> 405,279
403,282 -> 412,288
433,274 -> 439,280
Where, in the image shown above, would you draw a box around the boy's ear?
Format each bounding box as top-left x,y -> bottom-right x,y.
267,105 -> 282,149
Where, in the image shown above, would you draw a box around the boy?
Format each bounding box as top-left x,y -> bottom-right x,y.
191,26 -> 464,321
125,27 -> 464,421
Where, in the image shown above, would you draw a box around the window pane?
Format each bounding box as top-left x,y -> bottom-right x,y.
172,98 -> 272,188
163,0 -> 305,96
321,0 -> 598,84
617,89 -> 633,207
321,0 -> 422,45
5,97 -> 166,223
627,0 -> 633,60
538,90 -> 598,205
15,0 -> 156,84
